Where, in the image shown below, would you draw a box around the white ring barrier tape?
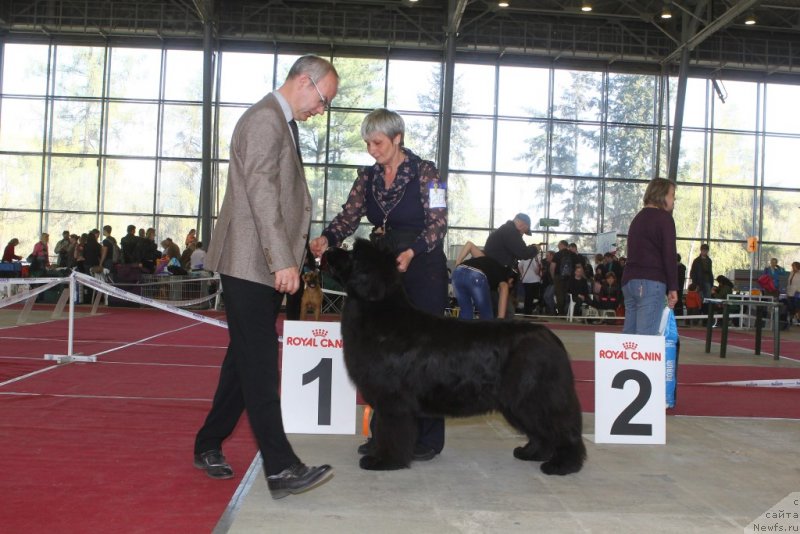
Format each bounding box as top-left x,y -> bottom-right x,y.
74,272 -> 228,329
0,279 -> 66,309
322,288 -> 347,297
701,379 -> 800,388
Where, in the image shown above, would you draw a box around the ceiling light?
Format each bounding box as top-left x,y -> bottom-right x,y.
744,12 -> 756,25
661,5 -> 672,19
498,1 -> 509,6
581,2 -> 592,12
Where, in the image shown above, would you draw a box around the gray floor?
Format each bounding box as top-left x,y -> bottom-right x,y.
220,326 -> 800,534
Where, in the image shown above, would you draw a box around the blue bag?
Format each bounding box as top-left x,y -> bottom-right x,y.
659,307 -> 679,408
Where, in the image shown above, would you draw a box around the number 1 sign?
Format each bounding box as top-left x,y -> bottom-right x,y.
281,321 -> 357,434
594,332 -> 666,444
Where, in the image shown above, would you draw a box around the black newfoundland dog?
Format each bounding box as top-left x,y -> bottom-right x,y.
324,239 -> 586,475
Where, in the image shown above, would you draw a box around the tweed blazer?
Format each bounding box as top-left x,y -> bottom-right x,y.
205,93 -> 311,287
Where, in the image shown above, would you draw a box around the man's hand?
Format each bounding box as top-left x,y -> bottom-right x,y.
275,267 -> 300,294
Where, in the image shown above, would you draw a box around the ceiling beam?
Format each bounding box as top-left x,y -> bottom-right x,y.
661,0 -> 760,64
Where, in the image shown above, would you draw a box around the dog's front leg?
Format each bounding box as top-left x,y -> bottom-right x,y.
359,411 -> 415,471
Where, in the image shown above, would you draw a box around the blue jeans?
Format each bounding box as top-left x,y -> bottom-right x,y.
622,279 -> 666,335
452,265 -> 494,320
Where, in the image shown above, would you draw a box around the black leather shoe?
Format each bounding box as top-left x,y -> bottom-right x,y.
267,463 -> 333,500
412,444 -> 437,461
357,438 -> 375,455
193,450 -> 234,480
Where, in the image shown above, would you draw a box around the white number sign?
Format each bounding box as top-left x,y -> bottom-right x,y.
594,332 -> 666,444
281,321 -> 357,434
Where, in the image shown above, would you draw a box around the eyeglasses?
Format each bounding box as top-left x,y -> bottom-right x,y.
309,76 -> 330,111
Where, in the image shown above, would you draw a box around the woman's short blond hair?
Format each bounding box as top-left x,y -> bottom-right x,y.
361,108 -> 405,145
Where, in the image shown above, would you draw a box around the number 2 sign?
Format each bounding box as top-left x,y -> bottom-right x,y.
594,333 -> 666,444
280,321 -> 357,434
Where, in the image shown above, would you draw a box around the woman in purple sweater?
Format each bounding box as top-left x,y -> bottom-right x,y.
621,178 -> 679,335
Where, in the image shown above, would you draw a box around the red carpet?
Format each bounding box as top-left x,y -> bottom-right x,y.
571,360 -> 800,419
2,308 -> 799,532
1,308 -> 255,534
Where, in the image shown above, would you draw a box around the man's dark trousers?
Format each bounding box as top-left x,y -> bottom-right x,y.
195,274 -> 299,476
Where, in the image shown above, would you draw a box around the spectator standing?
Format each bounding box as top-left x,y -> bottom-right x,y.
786,261 -> 800,327
482,213 -> 538,269
550,240 -> 577,316
54,230 -> 70,267
83,232 -> 102,273
100,225 -> 119,271
690,244 -> 714,308
569,243 -> 592,280
518,253 -> 543,315
621,178 -> 678,335
74,234 -> 87,273
185,229 -> 197,248
763,258 -> 786,293
65,234 -> 78,268
136,228 -> 160,273
120,225 -> 140,264
675,253 -> 687,316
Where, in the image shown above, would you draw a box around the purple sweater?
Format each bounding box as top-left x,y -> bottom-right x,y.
621,207 -> 678,292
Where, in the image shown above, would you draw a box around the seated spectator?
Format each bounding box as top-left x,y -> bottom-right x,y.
566,264 -> 591,316
591,271 -> 622,311
161,238 -> 180,261
685,283 -> 703,325
156,240 -> 183,275
30,233 -> 50,272
190,242 -> 206,270
3,238 -> 22,262
712,275 -> 735,301
180,242 -> 195,269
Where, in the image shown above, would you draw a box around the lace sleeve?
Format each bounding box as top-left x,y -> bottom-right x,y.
322,169 -> 369,247
417,160 -> 447,254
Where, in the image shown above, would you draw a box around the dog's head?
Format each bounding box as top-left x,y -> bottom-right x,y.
302,271 -> 320,288
323,238 -> 401,302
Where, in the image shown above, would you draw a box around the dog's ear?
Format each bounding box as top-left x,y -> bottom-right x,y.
322,247 -> 352,284
348,238 -> 400,302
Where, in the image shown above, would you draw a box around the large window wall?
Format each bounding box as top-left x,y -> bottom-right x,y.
1,41 -> 798,278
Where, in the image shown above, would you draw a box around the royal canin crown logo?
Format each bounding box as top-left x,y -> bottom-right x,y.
622,341 -> 638,350
311,329 -> 328,337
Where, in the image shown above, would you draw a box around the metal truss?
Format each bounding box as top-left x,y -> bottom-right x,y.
1,1 -> 799,78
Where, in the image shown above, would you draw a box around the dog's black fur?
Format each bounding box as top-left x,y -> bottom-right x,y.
324,239 -> 586,475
